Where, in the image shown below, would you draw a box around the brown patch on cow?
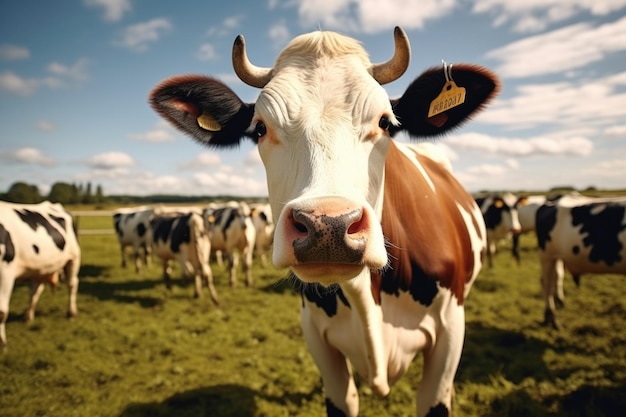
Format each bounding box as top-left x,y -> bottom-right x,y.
374,141 -> 476,305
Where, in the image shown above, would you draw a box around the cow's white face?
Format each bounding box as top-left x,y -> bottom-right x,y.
149,27 -> 501,286
252,51 -> 394,282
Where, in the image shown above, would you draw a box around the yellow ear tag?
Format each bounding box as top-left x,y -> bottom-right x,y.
494,199 -> 504,208
208,215 -> 216,223
428,81 -> 466,118
197,113 -> 222,131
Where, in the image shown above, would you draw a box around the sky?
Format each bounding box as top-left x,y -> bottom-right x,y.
1,0 -> 626,198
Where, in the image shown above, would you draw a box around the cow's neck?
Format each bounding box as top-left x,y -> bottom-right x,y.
339,269 -> 390,396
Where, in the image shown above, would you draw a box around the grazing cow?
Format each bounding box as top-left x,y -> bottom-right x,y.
112,205 -> 154,273
203,201 -> 256,286
150,27 -> 498,416
475,195 -> 522,267
511,195 -> 547,264
536,194 -> 626,329
250,202 -> 274,266
149,210 -> 219,305
0,201 -> 80,349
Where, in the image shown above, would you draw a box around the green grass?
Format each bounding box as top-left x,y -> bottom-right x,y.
1,215 -> 625,417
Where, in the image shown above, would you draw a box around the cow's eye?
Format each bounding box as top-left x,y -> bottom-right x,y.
254,121 -> 267,138
378,115 -> 391,131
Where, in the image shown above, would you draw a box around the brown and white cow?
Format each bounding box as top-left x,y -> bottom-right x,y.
149,209 -> 219,305
0,201 -> 81,349
536,194 -> 626,329
150,27 -> 498,417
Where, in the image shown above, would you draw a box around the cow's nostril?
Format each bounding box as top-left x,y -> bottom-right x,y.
347,214 -> 365,235
294,221 -> 308,233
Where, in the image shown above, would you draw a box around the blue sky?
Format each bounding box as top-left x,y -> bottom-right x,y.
1,0 -> 626,197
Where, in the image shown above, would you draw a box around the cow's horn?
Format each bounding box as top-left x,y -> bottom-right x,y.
371,26 -> 411,85
232,35 -> 273,88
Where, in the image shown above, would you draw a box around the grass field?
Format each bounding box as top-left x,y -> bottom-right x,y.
1,212 -> 625,417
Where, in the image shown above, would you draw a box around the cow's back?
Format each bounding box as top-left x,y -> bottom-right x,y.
0,201 -> 80,279
539,196 -> 626,275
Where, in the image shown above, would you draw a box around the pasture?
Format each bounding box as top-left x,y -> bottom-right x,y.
1,211 -> 625,417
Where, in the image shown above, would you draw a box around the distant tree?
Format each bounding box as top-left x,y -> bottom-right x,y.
48,182 -> 81,204
95,184 -> 104,204
4,181 -> 43,204
83,182 -> 93,204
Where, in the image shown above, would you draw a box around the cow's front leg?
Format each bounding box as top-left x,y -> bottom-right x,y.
302,310 -> 358,417
25,281 -> 45,322
540,257 -> 560,329
418,301 -> 465,417
0,275 -> 16,349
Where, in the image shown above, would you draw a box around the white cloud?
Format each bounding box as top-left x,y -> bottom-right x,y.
205,15 -> 245,38
298,0 -> 456,33
1,147 -> 56,166
196,43 -> 217,61
86,152 -> 135,169
478,72 -> 626,130
0,71 -> 39,96
36,121 -> 56,132
128,130 -> 174,143
472,0 -> 626,33
84,0 -> 132,22
486,16 -> 626,78
46,58 -> 90,84
0,44 -> 30,60
604,124 -> 626,136
268,21 -> 290,46
0,58 -> 90,96
114,18 -> 172,52
446,132 -> 593,157
179,152 -> 223,170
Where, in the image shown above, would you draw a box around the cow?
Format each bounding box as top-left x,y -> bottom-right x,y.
249,202 -> 274,266
511,195 -> 547,264
0,201 -> 81,349
112,205 -> 154,273
149,209 -> 219,305
475,194 -> 522,268
203,201 -> 256,286
150,27 -> 499,417
536,194 -> 626,329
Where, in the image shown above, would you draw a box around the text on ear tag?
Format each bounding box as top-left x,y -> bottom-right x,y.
428,80 -> 466,118
197,113 -> 222,131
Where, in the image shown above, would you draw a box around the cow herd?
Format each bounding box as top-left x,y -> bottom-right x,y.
0,199 -> 274,350
2,26 -> 625,416
114,201 -> 275,302
475,192 -> 626,329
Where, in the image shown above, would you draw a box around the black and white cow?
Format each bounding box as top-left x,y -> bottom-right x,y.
476,194 -> 521,267
149,209 -> 219,304
0,201 -> 81,349
113,205 -> 154,273
150,27 -> 498,416
536,194 -> 626,329
249,202 -> 274,267
203,201 -> 256,286
511,195 -> 547,264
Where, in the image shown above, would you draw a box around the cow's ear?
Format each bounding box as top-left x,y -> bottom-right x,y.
150,75 -> 255,148
390,65 -> 500,138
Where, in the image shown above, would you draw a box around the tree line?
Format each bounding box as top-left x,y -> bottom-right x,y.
0,181 -> 269,206
1,181 -> 105,205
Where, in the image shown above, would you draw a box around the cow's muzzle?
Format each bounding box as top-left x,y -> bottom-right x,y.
292,208 -> 366,264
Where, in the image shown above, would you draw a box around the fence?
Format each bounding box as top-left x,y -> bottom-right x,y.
71,210 -> 115,236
